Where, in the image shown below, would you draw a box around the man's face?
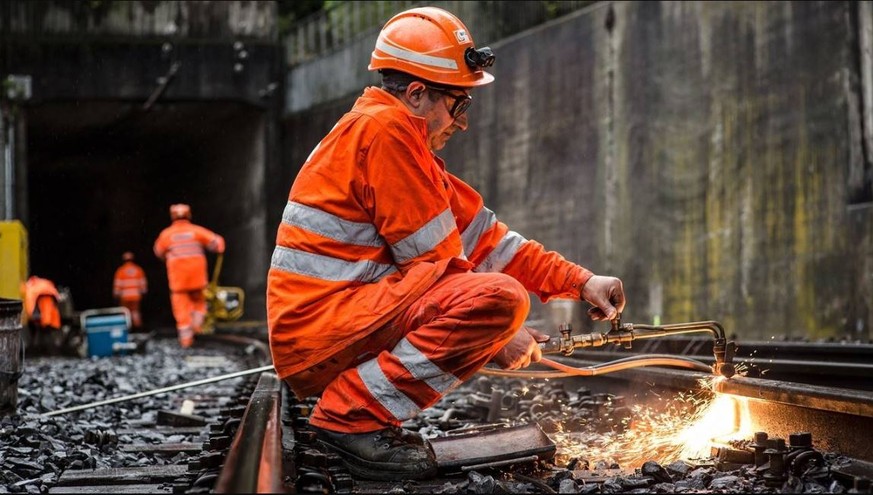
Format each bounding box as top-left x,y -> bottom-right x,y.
421,87 -> 472,151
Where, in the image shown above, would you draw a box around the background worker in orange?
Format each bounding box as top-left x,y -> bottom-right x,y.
153,204 -> 225,348
267,6 -> 625,481
113,251 -> 148,330
22,275 -> 63,352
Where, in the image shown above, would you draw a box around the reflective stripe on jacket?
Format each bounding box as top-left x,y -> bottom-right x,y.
113,261 -> 148,301
153,219 -> 225,292
267,86 -> 593,380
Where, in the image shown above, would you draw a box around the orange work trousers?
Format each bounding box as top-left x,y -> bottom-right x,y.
170,289 -> 206,347
301,271 -> 529,433
119,298 -> 142,329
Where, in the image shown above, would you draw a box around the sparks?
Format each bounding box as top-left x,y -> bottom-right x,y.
551,377 -> 753,469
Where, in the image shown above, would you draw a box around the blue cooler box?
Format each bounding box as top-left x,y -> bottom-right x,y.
80,308 -> 131,358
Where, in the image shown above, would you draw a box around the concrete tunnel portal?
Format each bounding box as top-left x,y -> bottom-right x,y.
25,99 -> 271,329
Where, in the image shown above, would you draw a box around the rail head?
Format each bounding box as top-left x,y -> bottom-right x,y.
215,372 -> 286,494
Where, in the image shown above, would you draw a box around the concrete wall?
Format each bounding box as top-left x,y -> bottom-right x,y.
280,1 -> 873,341
0,1 -> 280,105
0,1 -> 276,39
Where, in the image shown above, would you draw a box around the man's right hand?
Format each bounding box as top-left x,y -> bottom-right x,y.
492,326 -> 550,370
581,275 -> 626,321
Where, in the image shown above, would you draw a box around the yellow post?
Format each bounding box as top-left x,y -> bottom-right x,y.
0,220 -> 27,300
201,253 -> 224,335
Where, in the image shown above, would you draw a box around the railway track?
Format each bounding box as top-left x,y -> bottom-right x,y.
5,332 -> 271,494
6,330 -> 873,494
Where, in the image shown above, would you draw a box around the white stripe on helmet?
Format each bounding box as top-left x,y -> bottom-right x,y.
375,38 -> 458,70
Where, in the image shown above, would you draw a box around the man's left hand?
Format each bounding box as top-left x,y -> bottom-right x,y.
581,275 -> 626,321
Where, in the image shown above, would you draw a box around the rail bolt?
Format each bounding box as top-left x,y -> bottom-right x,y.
763,437 -> 789,487
752,432 -> 769,467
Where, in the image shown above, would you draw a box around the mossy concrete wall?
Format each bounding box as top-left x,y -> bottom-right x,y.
281,1 -> 873,340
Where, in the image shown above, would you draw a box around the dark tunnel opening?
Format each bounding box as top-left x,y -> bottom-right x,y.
25,100 -> 270,329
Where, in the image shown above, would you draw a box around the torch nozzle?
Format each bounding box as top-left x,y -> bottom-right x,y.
712,338 -> 737,378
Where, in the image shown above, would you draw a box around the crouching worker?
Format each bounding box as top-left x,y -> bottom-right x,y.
266,6 -> 625,481
22,275 -> 63,353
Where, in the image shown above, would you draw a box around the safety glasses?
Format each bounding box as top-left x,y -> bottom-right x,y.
426,86 -> 472,119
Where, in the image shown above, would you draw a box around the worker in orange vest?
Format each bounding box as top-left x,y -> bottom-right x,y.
113,251 -> 148,330
22,275 -> 63,352
153,204 -> 225,348
266,7 -> 625,481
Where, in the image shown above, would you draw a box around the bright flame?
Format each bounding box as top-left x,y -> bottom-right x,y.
677,394 -> 752,459
552,378 -> 753,469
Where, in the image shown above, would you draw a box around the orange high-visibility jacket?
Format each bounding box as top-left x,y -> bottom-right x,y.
23,276 -> 61,329
113,261 -> 148,302
153,219 -> 225,292
267,87 -> 593,380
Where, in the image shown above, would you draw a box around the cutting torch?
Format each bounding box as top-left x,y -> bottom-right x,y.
538,314 -> 737,378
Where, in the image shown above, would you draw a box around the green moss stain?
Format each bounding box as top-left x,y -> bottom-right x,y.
791,95 -> 819,339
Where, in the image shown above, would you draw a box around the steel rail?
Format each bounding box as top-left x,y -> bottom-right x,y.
714,376 -> 873,462
595,337 -> 873,362
215,372 -> 285,493
551,354 -> 873,416
565,349 -> 873,380
713,376 -> 873,418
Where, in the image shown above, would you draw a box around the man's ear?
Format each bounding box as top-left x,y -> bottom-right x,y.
405,81 -> 427,106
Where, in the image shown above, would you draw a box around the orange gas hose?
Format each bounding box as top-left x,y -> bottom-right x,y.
477,354 -> 713,378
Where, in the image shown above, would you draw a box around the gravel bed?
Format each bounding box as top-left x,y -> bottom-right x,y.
1,339 -> 247,494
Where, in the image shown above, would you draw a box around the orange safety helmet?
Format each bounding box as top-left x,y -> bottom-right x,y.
368,6 -> 495,88
122,251 -> 135,261
170,203 -> 191,221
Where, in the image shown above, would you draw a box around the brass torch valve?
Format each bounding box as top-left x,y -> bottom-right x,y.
539,314 -> 635,356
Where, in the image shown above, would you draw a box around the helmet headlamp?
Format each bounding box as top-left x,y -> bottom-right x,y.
464,47 -> 495,69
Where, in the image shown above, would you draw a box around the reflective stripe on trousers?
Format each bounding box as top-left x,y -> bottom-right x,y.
178,326 -> 194,348
170,290 -> 206,331
306,271 -> 529,433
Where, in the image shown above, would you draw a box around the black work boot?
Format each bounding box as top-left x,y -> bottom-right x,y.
311,425 -> 438,480
396,427 -> 426,446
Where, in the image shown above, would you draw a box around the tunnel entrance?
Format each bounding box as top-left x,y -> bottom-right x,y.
25,100 -> 270,329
